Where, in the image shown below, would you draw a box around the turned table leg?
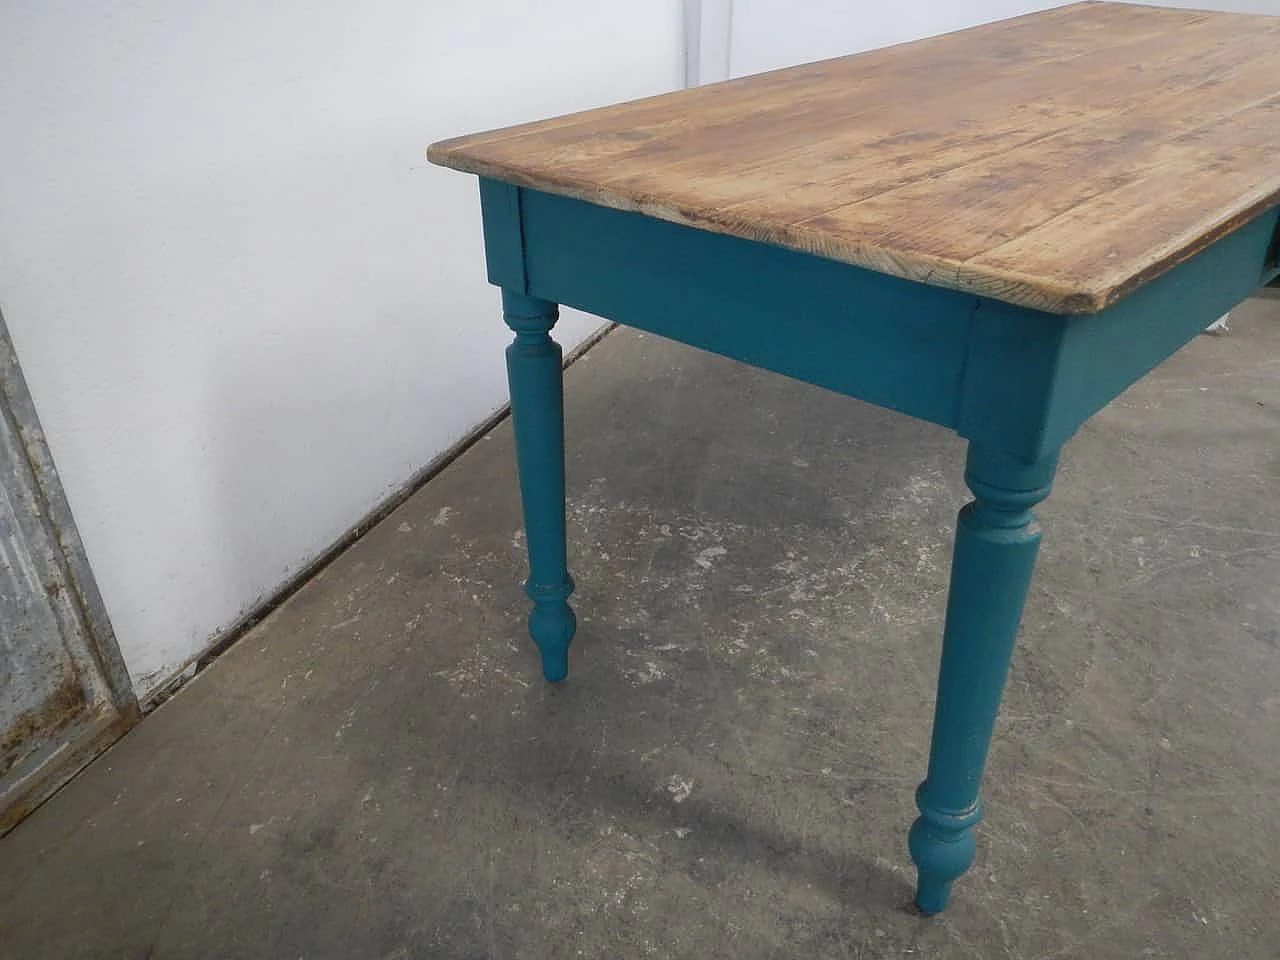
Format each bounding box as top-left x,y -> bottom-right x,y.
909,442 -> 1060,913
502,290 -> 576,682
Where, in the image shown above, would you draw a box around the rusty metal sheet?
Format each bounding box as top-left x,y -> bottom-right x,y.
1,310 -> 138,833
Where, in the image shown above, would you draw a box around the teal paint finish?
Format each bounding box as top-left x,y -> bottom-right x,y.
954,298 -> 1067,459
960,208 -> 1280,459
474,177 -> 1280,911
503,291 -> 576,682
483,182 -> 1280,461
479,180 -> 527,294
1042,207 -> 1280,454
1268,213 -> 1280,271
514,186 -> 979,430
909,444 -> 1058,913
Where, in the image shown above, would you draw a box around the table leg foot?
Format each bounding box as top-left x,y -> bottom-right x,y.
909,442 -> 1059,913
504,290 -> 577,683
528,579 -> 576,683
909,792 -> 980,914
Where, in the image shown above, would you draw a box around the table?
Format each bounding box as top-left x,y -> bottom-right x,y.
428,1 -> 1280,914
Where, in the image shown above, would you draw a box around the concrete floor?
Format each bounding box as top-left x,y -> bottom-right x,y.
2,301 -> 1278,959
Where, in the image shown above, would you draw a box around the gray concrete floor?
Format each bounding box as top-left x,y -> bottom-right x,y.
2,302 -> 1278,960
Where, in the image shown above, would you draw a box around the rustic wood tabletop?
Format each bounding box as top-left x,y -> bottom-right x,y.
430,2 -> 1280,314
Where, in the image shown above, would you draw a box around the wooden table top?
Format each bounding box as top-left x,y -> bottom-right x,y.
429,2 -> 1280,315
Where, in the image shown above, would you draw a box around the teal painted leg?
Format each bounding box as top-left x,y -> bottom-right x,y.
502,290 -> 577,682
909,443 -> 1059,913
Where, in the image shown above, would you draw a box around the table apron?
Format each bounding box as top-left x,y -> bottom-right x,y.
480,180 -> 1280,461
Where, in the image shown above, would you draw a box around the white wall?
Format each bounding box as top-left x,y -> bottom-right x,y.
729,0 -> 1045,76
727,0 -> 1280,77
0,1 -> 682,694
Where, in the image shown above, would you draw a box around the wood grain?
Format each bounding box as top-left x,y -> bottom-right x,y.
428,2 -> 1280,314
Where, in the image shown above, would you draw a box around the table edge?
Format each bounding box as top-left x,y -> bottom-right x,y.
427,146 -> 1280,316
